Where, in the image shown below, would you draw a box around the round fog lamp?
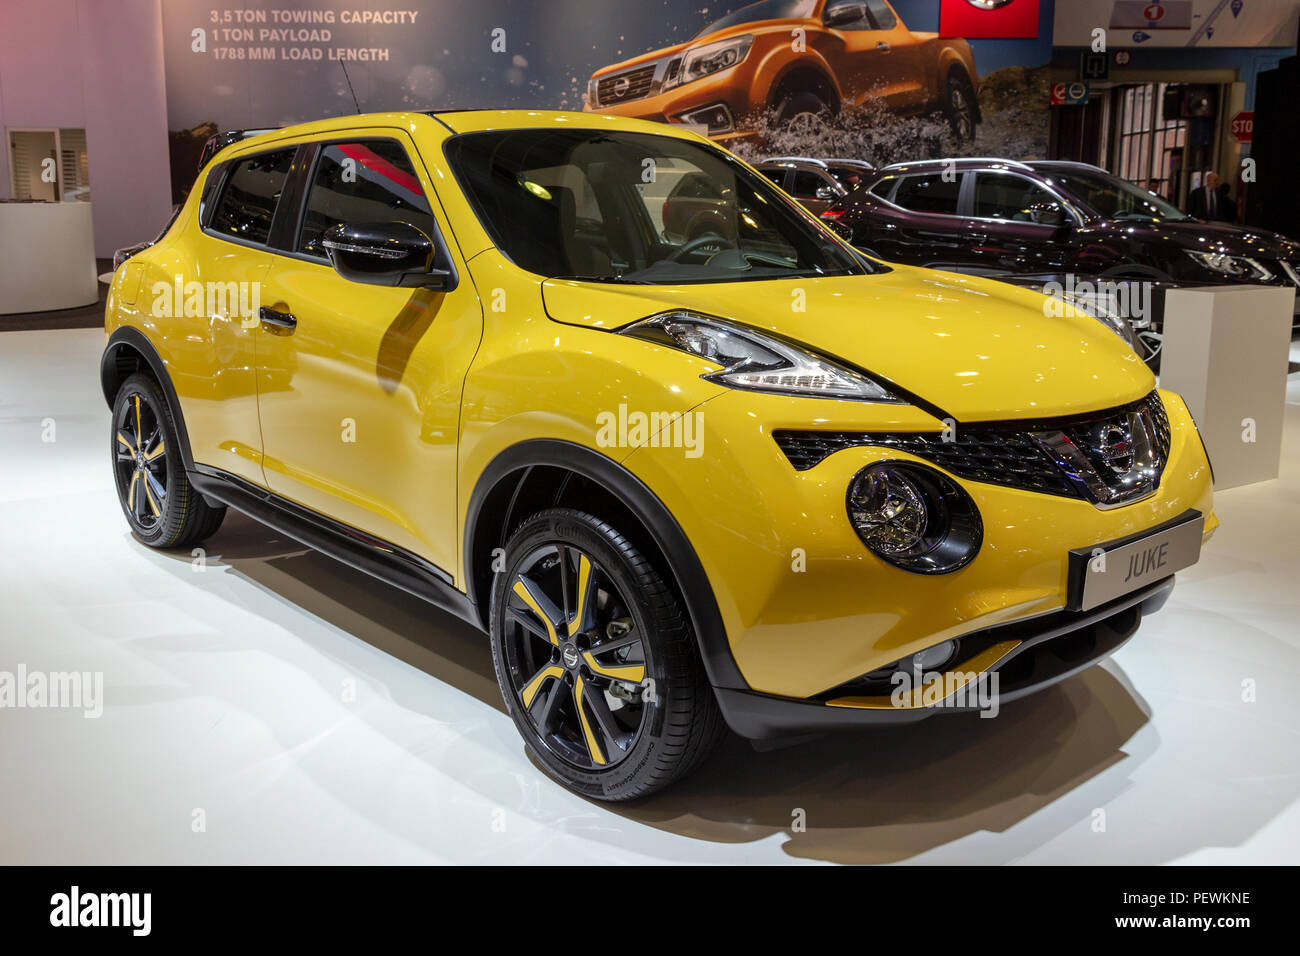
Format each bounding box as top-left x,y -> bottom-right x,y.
847,467 -> 928,555
847,462 -> 983,574
911,640 -> 957,672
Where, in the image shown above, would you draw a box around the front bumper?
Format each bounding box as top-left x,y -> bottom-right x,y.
623,387 -> 1216,701
715,575 -> 1172,739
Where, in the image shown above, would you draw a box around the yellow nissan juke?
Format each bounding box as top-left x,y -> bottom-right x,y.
103,110 -> 1216,800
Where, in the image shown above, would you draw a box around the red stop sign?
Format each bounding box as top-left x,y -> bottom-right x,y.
1231,111 -> 1254,143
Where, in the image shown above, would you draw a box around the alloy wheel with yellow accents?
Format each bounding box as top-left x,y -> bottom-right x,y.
113,383 -> 170,534
490,507 -> 725,800
110,373 -> 227,550
503,539 -> 650,771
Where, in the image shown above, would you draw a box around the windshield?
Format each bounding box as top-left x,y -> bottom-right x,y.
1040,167 -> 1192,222
695,0 -> 816,38
444,128 -> 870,285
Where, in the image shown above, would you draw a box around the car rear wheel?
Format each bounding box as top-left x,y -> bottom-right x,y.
489,508 -> 725,800
111,372 -> 226,548
944,71 -> 977,142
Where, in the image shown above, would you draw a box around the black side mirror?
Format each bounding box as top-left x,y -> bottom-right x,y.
321,221 -> 451,289
824,0 -> 868,27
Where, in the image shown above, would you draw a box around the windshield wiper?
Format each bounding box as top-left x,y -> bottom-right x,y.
548,274 -> 630,283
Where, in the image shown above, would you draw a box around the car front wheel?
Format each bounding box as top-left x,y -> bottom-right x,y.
489,508 -> 724,800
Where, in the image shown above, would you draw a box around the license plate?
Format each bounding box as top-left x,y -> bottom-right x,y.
1069,511 -> 1204,612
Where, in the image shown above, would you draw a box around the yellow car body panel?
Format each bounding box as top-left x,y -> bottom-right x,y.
104,108 -> 1217,718
540,266 -> 1155,421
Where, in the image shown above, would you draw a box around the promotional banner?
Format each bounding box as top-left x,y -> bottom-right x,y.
160,0 -> 1056,196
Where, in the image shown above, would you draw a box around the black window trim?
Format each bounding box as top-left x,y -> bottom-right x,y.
199,143 -> 303,253
200,135 -> 461,291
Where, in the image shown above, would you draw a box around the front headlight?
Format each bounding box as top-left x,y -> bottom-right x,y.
1058,289 -> 1142,354
619,311 -> 901,402
1186,250 -> 1274,282
664,35 -> 754,89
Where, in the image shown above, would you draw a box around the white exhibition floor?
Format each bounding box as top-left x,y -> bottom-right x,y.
2,327 -> 1299,865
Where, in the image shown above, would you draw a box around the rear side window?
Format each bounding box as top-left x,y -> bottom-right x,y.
297,140 -> 435,257
893,174 -> 961,215
209,148 -> 295,245
759,168 -> 786,187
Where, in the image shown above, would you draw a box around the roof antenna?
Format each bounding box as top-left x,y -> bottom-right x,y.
339,60 -> 362,114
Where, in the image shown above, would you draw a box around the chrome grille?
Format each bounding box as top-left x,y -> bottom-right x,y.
773,392 -> 1171,507
596,65 -> 656,105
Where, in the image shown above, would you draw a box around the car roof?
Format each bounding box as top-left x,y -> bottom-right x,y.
428,108 -> 709,141
1027,160 -> 1110,174
215,109 -> 711,162
761,156 -> 829,167
878,157 -> 1038,175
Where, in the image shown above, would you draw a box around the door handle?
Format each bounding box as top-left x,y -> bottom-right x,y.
876,42 -> 891,51
258,306 -> 297,331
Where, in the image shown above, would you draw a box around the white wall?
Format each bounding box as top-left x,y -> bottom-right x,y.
0,0 -> 171,258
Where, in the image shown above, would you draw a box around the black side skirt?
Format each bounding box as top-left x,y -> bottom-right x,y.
187,466 -> 481,629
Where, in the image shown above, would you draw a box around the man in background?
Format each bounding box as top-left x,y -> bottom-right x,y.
1188,171 -> 1234,222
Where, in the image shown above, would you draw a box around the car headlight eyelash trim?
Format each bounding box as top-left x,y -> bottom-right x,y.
619,310 -> 903,402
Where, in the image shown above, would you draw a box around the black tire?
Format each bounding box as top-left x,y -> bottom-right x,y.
489,508 -> 725,801
943,70 -> 977,142
773,90 -> 834,134
1140,332 -> 1163,373
111,372 -> 226,548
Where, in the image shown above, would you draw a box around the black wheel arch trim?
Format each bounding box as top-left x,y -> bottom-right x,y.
464,439 -> 748,691
101,326 -> 196,473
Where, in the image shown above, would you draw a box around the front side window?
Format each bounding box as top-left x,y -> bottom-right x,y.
790,170 -> 833,199
972,173 -> 1062,221
298,140 -> 434,257
444,129 -> 869,284
893,173 -> 961,215
827,165 -> 867,190
210,148 -> 295,245
1042,167 -> 1191,222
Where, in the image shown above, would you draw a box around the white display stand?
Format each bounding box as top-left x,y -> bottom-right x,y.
0,202 -> 99,314
1160,285 -> 1293,489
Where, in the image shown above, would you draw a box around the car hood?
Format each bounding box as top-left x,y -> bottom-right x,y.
1110,218 -> 1300,258
541,265 -> 1153,422
589,20 -> 810,79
